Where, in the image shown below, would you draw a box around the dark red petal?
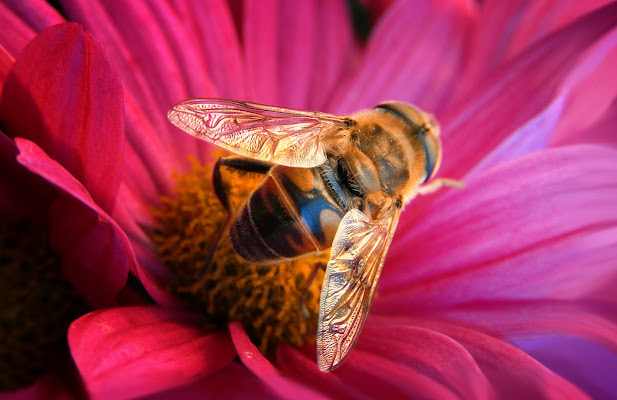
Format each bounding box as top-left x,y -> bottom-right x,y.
69,307 -> 235,400
0,369 -> 79,400
0,131 -> 54,220
0,22 -> 124,212
228,322 -> 326,399
142,364 -> 276,400
15,138 -> 133,307
0,44 -> 14,93
357,0 -> 399,22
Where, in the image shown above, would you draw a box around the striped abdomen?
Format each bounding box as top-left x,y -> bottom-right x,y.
229,166 -> 346,262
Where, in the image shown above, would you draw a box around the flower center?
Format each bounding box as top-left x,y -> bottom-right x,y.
0,221 -> 88,390
152,159 -> 327,354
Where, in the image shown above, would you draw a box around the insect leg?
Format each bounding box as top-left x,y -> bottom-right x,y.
417,178 -> 464,196
300,261 -> 327,319
197,157 -> 273,278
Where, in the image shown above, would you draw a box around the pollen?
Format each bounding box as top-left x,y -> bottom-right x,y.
152,158 -> 327,355
0,221 -> 88,390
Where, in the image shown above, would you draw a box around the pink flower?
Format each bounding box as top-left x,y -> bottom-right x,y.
3,0 -> 617,399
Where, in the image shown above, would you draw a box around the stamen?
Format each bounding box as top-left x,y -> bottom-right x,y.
0,221 -> 88,390
152,158 -> 327,354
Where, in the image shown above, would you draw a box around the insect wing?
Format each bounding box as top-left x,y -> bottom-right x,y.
317,207 -> 401,372
167,98 -> 349,168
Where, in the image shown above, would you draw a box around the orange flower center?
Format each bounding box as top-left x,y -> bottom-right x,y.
152,158 -> 326,354
0,221 -> 87,390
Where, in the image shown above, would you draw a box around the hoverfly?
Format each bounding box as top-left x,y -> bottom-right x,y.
167,98 -> 460,372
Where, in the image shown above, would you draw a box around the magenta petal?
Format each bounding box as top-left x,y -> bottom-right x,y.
0,22 -> 125,212
465,1 -> 613,82
59,0 -> 214,200
15,138 -> 133,307
1,0 -> 63,34
243,0 -> 280,104
0,4 -> 36,57
60,0 -> 217,109
172,0 -> 247,99
228,322 -> 325,399
242,0 -> 355,110
386,145 -> 617,306
0,0 -> 62,57
440,5 -> 617,180
277,322 -> 494,400
334,0 -> 475,113
434,300 -> 617,356
515,336 -> 617,399
69,306 -> 235,400
346,323 -> 493,399
59,0 -> 216,167
274,2 -> 318,108
415,317 -> 590,399
305,0 -> 354,111
550,27 -> 617,147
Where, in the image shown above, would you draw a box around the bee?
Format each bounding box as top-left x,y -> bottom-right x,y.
167,99 -> 461,372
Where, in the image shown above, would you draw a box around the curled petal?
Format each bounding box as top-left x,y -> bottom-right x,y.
278,323 -> 494,400
0,22 -> 125,212
229,322 -> 326,400
15,138 -> 133,307
69,307 -> 235,400
0,131 -> 54,219
414,317 -> 591,399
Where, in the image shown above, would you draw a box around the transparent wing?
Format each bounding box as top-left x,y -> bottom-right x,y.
167,98 -> 350,168
317,207 -> 401,372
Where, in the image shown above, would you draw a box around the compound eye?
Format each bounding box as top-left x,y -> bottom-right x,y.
418,129 -> 442,182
